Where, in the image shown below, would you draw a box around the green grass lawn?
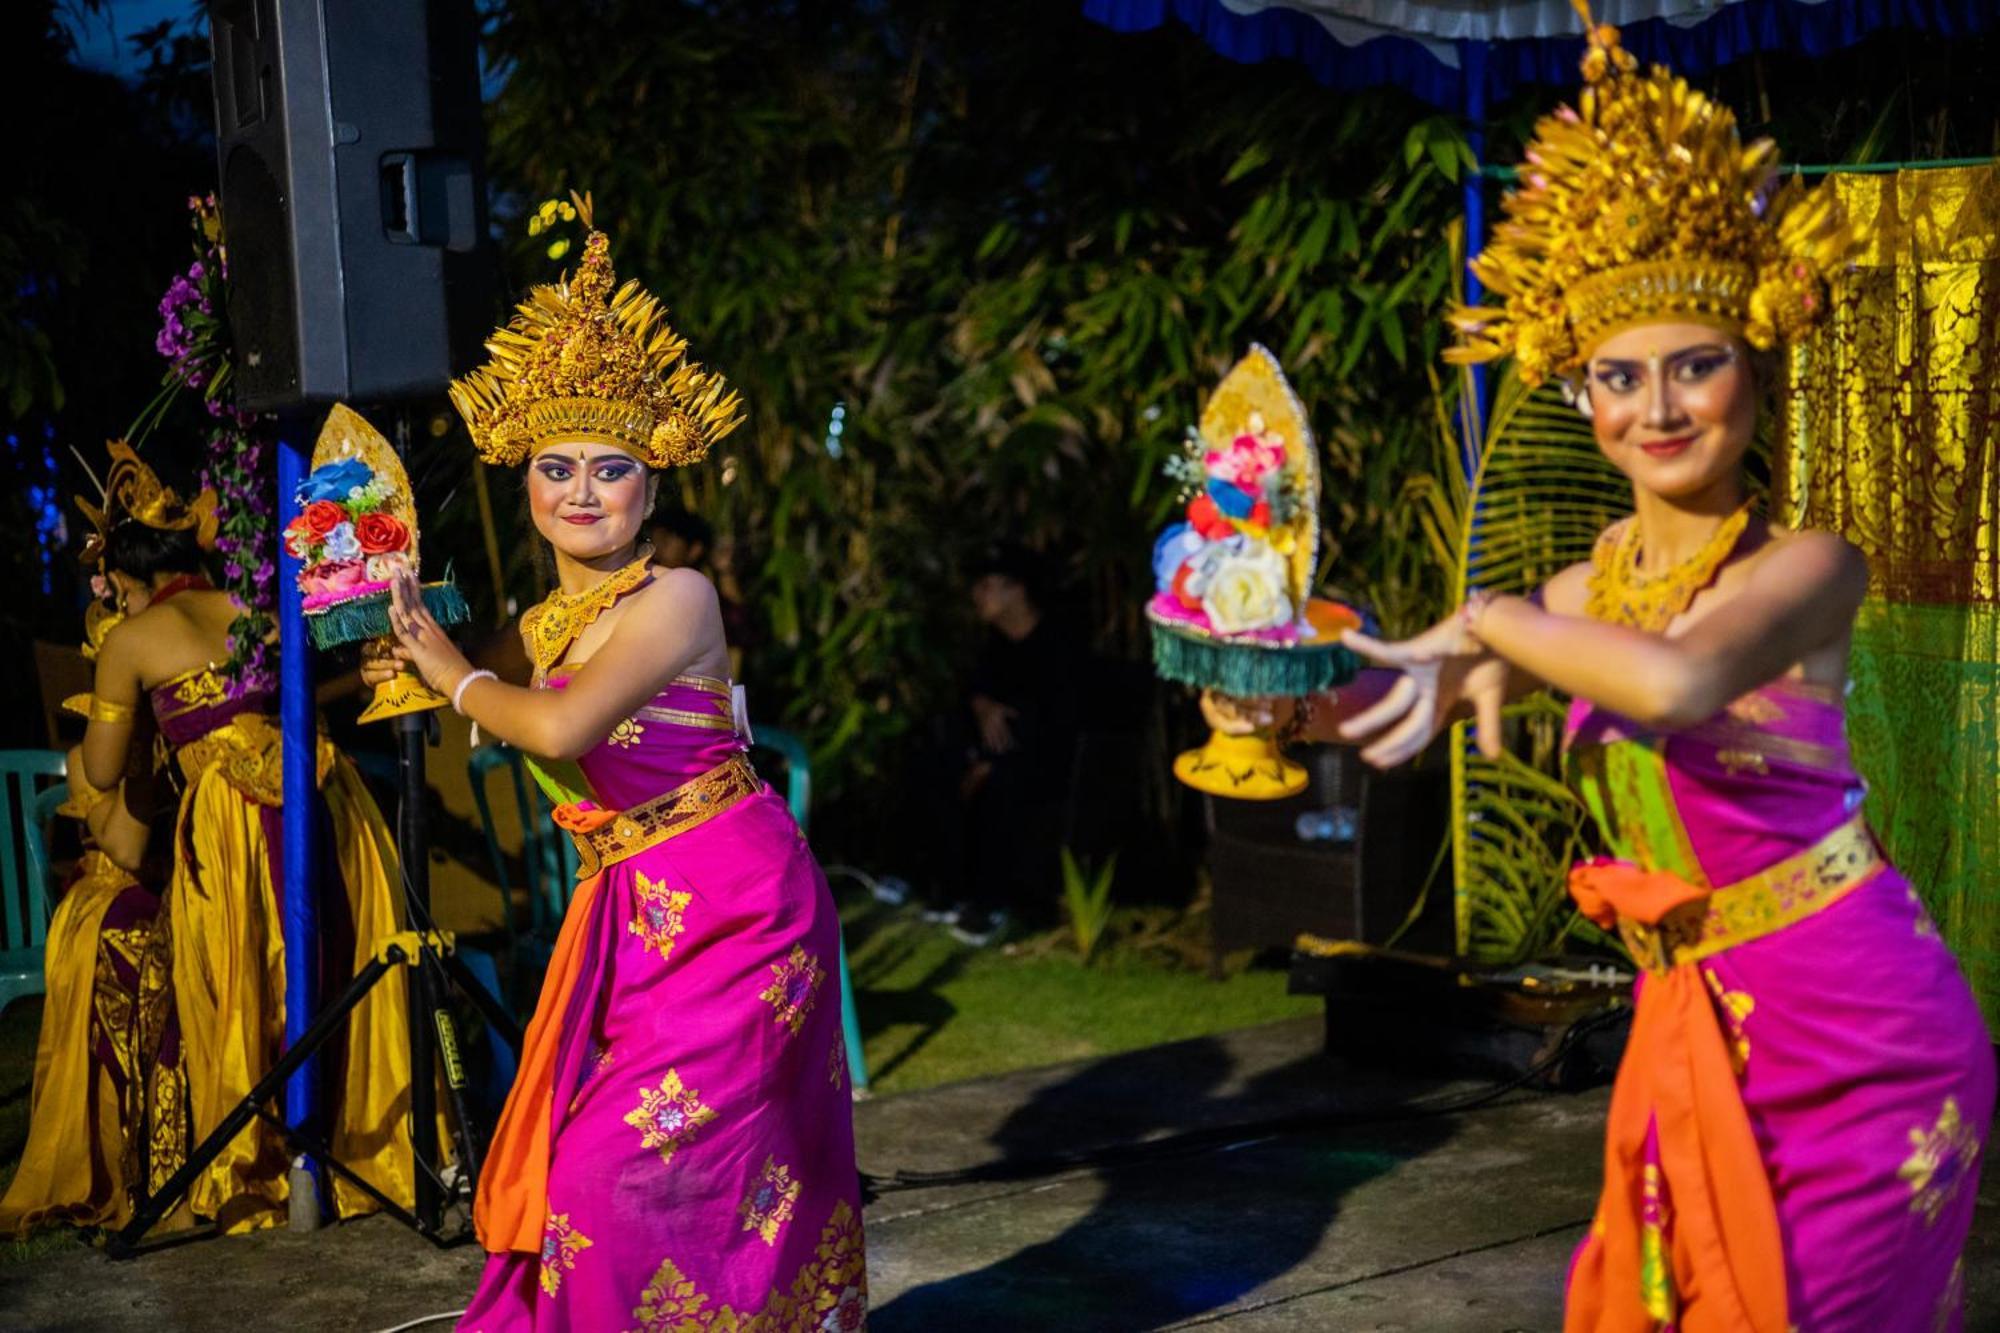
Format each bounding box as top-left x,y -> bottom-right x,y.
843,891 -> 1319,1096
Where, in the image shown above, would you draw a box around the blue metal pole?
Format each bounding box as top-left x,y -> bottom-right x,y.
276,424 -> 321,1198
1462,39 -> 1492,478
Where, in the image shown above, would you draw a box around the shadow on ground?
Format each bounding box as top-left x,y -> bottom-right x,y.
871,1032 -> 1458,1331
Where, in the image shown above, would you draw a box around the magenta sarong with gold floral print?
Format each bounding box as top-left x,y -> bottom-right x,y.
1563,678 -> 1993,1332
460,672 -> 865,1332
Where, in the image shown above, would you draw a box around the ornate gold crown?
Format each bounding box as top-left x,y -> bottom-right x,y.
1446,0 -> 1863,385
75,438 -> 218,567
449,193 -> 744,468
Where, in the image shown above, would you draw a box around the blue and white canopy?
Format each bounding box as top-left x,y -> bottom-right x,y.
1085,0 -> 1995,108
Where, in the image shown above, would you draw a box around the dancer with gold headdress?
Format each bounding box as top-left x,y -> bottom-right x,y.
28,442 -> 421,1236
372,195 -> 865,1330
1210,9 -> 1991,1329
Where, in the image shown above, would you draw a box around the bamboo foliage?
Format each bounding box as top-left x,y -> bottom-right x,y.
1413,362 -> 1631,962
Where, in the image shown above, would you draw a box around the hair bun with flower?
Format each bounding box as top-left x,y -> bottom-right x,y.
448,191 -> 745,470
1445,0 -> 1865,385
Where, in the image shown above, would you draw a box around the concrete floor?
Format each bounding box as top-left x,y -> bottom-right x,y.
6,1017 -> 1998,1331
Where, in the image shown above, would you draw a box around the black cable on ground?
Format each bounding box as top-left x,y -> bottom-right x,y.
859,1005 -> 1630,1195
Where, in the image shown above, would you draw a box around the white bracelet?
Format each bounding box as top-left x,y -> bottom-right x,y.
452,669 -> 497,715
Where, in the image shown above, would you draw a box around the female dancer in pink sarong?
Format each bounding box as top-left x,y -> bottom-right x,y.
1212,13 -> 1990,1331
373,198 -> 865,1331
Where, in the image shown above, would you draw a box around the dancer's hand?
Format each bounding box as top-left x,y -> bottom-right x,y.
358,636 -> 412,688
1199,691 -> 1294,737
387,570 -> 472,695
1339,612 -> 1508,768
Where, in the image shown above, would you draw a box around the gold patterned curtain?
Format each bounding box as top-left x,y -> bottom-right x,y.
1775,163 -> 2000,1033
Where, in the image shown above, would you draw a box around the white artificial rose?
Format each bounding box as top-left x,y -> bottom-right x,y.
365,553 -> 409,582
1201,545 -> 1292,634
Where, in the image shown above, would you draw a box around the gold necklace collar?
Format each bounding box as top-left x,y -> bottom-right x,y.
524,546 -> 655,680
1585,502 -> 1753,633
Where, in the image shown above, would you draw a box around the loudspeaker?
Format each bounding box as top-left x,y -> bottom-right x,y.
206,0 -> 491,412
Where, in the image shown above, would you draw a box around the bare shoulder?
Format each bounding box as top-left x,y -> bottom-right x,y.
1541,559 -> 1596,617
611,566 -> 722,634
1748,523 -> 1869,596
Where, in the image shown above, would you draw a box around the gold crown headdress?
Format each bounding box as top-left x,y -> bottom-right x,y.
74,438 -> 219,568
449,192 -> 744,469
1446,0 -> 1864,385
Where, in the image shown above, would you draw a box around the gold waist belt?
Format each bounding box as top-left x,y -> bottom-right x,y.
175,714 -> 333,806
560,754 -> 762,880
1618,813 -> 1885,975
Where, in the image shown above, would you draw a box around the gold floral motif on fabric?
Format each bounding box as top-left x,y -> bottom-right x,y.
758,945 -> 824,1038
737,1156 -> 802,1246
623,1069 -> 716,1167
1618,813 -> 1882,974
1701,969 -> 1755,1075
828,1037 -> 846,1090
1898,1096 -> 1981,1227
1584,504 -> 1754,634
629,1199 -> 867,1332
1715,749 -> 1769,777
522,552 -> 656,681
1724,693 -> 1787,726
608,718 -> 647,749
540,1211 -> 594,1297
630,871 -> 692,961
154,664 -> 230,720
563,755 -> 761,880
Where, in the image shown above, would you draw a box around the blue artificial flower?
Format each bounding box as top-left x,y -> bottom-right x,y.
323,521 -> 362,562
1206,478 -> 1255,520
296,457 -> 375,505
1152,522 -> 1201,592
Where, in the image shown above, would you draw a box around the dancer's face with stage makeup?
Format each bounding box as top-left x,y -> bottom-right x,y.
527,442 -> 659,563
1582,321 -> 1760,505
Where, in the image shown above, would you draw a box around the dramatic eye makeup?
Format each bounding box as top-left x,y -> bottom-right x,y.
591,459 -> 638,484
1589,344 -> 1733,396
533,458 -> 574,483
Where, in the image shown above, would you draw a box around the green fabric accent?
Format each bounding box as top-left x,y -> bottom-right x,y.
1846,600 -> 2000,1033
1567,738 -> 1705,884
1150,623 -> 1357,696
304,582 -> 470,650
521,752 -> 593,808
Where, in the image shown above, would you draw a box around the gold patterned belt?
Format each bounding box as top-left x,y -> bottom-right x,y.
556,754 -> 762,880
1617,813 -> 1884,975
175,714 -> 334,806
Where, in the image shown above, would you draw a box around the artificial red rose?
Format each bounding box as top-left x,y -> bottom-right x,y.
1249,499 -> 1272,528
1171,562 -> 1203,611
302,499 -> 347,538
355,511 -> 410,555
1187,493 -> 1235,540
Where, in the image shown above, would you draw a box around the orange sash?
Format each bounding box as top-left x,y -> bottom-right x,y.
471,805 -> 615,1254
1565,861 -> 1788,1333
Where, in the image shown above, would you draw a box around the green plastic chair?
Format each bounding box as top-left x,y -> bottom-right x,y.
753,728 -> 868,1093
0,750 -> 68,1016
467,744 -> 579,941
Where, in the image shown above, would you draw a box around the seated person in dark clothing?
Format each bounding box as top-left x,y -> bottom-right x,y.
911,544 -> 1084,945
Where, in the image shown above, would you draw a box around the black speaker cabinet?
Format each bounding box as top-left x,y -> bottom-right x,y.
1204,748 -> 1452,974
206,0 -> 491,411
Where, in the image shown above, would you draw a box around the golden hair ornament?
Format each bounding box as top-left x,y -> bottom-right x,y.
1446,0 -> 1865,384
74,438 -> 219,567
448,191 -> 745,469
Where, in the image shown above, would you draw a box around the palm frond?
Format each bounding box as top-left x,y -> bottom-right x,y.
1436,361 -> 1629,963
